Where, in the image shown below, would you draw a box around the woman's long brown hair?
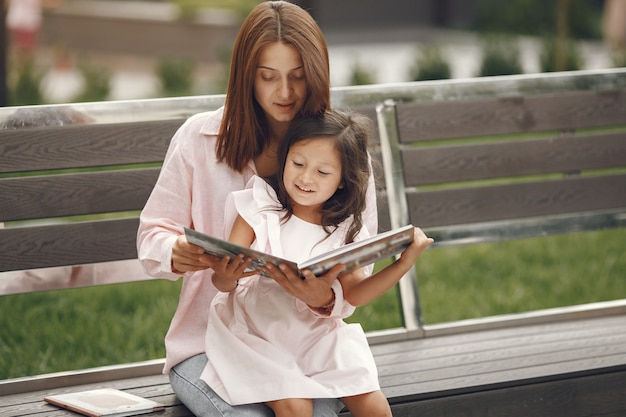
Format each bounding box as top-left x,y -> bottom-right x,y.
216,1 -> 331,172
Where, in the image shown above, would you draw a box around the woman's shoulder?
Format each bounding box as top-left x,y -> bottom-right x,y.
181,107 -> 224,136
169,108 -> 224,152
158,108 -> 229,175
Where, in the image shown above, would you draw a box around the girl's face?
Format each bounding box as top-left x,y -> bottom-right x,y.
283,137 -> 343,223
254,42 -> 307,128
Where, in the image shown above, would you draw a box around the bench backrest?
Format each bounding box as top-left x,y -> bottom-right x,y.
377,85 -> 626,241
1,70 -> 625,326
0,97 -> 375,278
374,71 -> 626,332
0,118 -> 182,270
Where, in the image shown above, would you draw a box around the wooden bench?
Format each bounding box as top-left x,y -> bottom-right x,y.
361,69 -> 626,416
2,69 -> 626,417
374,68 -> 626,332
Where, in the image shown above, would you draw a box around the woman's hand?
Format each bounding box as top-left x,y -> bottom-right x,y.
262,262 -> 345,311
171,235 -> 217,273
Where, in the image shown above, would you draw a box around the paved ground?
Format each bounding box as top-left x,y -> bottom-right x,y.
37,27 -> 615,103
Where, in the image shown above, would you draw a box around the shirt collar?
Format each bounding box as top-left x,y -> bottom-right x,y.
199,106 -> 225,136
200,106 -> 258,176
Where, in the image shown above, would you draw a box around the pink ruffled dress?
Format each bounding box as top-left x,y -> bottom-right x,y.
200,176 -> 380,405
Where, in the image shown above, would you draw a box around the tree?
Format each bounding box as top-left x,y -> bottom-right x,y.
555,0 -> 571,71
0,0 -> 7,106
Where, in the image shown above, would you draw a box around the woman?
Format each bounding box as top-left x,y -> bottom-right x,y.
137,2 -> 378,417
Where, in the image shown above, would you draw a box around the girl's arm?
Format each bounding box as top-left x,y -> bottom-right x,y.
340,227 -> 434,307
229,214 -> 256,247
211,214 -> 256,292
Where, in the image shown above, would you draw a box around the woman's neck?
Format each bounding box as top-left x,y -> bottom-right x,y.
254,137 -> 280,178
254,121 -> 287,178
268,118 -> 289,142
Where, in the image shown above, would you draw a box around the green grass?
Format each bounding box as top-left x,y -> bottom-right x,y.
348,228 -> 626,328
0,279 -> 181,379
416,228 -> 625,323
1,228 -> 625,380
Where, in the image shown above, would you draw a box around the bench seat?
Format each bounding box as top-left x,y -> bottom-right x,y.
2,302 -> 626,417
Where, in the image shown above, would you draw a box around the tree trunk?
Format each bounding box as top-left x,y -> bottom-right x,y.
555,0 -> 571,71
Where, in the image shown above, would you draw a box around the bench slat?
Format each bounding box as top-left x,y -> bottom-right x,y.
374,317 -> 626,365
371,314 -> 626,407
378,335 -> 626,384
0,169 -> 160,222
396,90 -> 626,142
402,131 -> 626,186
0,120 -> 180,174
408,173 -> 626,227
377,370 -> 626,417
0,218 -> 139,271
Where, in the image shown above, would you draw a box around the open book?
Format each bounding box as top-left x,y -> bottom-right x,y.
44,388 -> 165,417
184,224 -> 414,278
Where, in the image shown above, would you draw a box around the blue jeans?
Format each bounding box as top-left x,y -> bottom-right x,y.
169,353 -> 344,417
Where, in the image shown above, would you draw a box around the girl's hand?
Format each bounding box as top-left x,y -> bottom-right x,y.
171,235 -> 216,273
211,254 -> 254,292
262,262 -> 344,311
397,227 -> 434,266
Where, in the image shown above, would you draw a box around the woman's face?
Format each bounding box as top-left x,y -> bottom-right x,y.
254,42 -> 307,128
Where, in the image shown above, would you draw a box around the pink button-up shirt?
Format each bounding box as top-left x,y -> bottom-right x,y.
137,107 -> 378,373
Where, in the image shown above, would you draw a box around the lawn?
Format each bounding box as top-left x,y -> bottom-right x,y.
1,228 -> 624,380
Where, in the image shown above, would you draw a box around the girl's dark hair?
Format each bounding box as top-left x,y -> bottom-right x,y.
271,109 -> 372,244
216,1 -> 331,172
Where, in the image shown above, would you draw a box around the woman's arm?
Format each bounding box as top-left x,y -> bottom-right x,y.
137,116 -> 203,278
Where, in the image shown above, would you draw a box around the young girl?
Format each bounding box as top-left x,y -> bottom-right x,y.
201,109 -> 434,417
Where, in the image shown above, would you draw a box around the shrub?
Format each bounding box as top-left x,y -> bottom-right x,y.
349,61 -> 376,85
539,37 -> 584,72
208,44 -> 232,94
611,51 -> 626,68
156,57 -> 196,97
409,44 -> 451,81
478,36 -> 524,77
10,58 -> 44,106
72,58 -> 111,103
